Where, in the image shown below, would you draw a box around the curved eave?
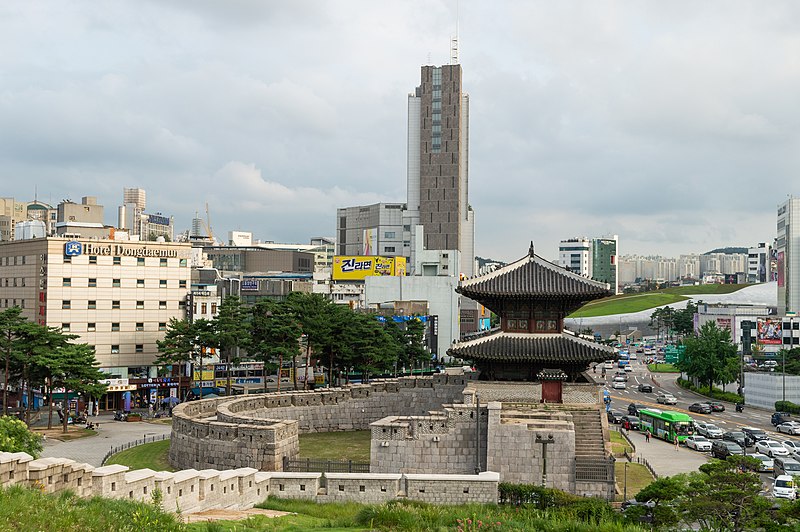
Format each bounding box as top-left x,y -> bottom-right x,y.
447,332 -> 617,364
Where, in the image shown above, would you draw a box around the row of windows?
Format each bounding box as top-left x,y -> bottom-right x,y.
0,256 -> 27,266
63,256 -> 188,267
194,303 -> 218,315
62,323 -> 167,333
1,299 -> 25,308
62,300 -> 182,310
110,344 -> 144,354
3,278 -> 26,287
62,278 -> 187,289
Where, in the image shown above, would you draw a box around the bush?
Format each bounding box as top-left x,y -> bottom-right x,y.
498,482 -> 582,508
0,416 -> 43,457
774,401 -> 800,415
676,378 -> 742,404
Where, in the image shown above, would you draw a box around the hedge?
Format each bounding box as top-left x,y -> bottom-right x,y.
676,378 -> 743,404
775,401 -> 800,415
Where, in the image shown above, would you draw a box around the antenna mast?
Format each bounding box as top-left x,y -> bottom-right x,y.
450,0 -> 459,64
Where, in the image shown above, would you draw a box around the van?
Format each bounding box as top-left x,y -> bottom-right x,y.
774,475 -> 797,500
773,457 -> 800,478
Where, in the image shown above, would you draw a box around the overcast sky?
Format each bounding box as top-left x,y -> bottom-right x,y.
2,1 -> 798,263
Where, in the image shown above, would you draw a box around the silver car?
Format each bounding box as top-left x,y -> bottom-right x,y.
657,393 -> 677,405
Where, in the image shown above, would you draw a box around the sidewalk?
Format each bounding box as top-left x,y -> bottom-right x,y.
39,414 -> 172,466
620,429 -> 710,477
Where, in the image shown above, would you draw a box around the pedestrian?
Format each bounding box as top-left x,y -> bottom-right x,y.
645,431 -> 650,443
674,435 -> 679,451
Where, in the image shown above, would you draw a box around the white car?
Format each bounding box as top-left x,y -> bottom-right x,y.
777,421 -> 800,435
657,393 -> 678,405
783,440 -> 800,458
749,452 -> 774,472
756,439 -> 791,457
624,365 -> 633,373
629,353 -> 638,360
774,475 -> 797,500
604,361 -> 614,370
685,435 -> 712,452
612,379 -> 626,390
700,423 -> 723,439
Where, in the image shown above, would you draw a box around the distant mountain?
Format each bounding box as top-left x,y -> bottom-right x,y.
703,247 -> 748,255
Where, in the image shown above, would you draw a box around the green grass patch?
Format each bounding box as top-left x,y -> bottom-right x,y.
609,430 -> 633,457
661,284 -> 748,295
615,462 -> 654,501
105,439 -> 174,472
0,485 -> 184,531
570,293 -> 689,318
647,363 -> 680,373
298,430 -> 372,462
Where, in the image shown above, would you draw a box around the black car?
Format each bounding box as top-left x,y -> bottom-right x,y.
702,401 -> 725,412
722,431 -> 747,449
620,415 -> 641,430
772,412 -> 792,426
637,383 -> 653,393
607,410 -> 625,424
742,427 -> 769,447
711,440 -> 744,459
628,403 -> 647,416
689,403 -> 713,414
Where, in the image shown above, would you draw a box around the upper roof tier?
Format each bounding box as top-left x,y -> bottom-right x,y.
457,243 -> 612,303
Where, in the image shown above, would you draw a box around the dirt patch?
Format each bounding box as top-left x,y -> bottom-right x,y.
182,508 -> 292,523
33,427 -> 98,442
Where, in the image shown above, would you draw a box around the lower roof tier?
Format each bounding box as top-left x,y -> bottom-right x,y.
447,331 -> 617,364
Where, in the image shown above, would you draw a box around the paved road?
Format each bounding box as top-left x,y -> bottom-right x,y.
39,414 -> 172,466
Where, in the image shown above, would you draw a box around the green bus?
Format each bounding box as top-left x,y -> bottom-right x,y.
638,408 -> 694,443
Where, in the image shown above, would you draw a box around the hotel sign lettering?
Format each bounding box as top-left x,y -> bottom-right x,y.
65,241 -> 179,258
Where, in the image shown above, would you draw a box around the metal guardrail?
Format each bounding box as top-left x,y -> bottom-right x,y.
100,434 -> 170,466
635,455 -> 658,479
574,456 -> 615,482
282,456 -> 370,473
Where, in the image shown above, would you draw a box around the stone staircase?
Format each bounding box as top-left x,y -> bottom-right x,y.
570,409 -> 607,459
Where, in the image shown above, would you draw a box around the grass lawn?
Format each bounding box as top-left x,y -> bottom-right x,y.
609,430 -> 633,457
647,363 -> 680,373
33,426 -> 98,442
661,284 -> 748,295
299,430 -> 372,462
615,462 -> 654,501
105,439 -> 175,472
569,293 -> 688,318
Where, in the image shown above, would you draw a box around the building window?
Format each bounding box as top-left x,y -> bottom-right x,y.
88,300 -> 96,309
385,231 -> 396,238
201,303 -> 207,314
62,300 -> 71,309
384,247 -> 396,253
111,345 -> 119,354
159,301 -> 167,310
179,259 -> 187,267
159,279 -> 167,287
113,257 -> 121,265
61,323 -> 70,332
135,344 -> 143,353
137,279 -> 145,287
136,322 -> 144,331
137,257 -> 145,266
89,256 -> 97,264
62,278 -> 71,287
158,322 -> 166,331
179,280 -> 187,289
160,258 -> 168,267
112,300 -> 120,309
113,279 -> 121,287
88,278 -> 97,287
111,323 -> 120,331
87,323 -> 96,332
211,303 -> 217,314
178,300 -> 185,309
136,301 -> 144,309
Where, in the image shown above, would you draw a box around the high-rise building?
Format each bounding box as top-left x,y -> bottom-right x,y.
336,203 -> 406,257
558,238 -> 592,277
747,242 -> 770,283
118,187 -> 174,241
592,235 -> 619,293
405,64 -> 474,277
777,196 -> 800,315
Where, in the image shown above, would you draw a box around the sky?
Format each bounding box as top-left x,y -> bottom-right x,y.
2,1 -> 799,263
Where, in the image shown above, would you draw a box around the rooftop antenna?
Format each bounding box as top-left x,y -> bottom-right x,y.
450,0 -> 459,64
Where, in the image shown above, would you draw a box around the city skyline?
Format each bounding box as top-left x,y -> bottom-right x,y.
1,2 -> 797,262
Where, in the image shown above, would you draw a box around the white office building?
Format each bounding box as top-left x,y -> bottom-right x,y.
778,196 -> 800,315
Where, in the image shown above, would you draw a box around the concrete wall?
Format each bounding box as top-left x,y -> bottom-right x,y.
0,451 -> 499,513
744,372 -> 800,410
169,376 -> 468,472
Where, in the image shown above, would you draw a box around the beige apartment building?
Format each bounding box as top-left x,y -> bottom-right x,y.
0,237 -> 191,376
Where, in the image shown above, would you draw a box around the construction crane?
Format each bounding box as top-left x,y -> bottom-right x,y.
203,202 -> 216,244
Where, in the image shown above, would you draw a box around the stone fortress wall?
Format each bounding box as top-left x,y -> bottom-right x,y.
0,451 -> 499,514
169,375 -> 470,472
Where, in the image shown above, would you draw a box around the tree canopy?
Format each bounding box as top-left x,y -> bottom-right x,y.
676,321 -> 739,391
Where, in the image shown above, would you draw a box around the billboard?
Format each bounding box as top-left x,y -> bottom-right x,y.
757,317 -> 783,345
332,256 -> 407,281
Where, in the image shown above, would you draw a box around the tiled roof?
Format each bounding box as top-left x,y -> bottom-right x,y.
458,243 -> 611,300
447,331 -> 616,364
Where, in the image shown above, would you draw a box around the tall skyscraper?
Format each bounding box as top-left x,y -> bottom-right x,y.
777,196 -> 800,315
592,235 -> 619,294
406,64 -> 475,277
558,238 -> 592,277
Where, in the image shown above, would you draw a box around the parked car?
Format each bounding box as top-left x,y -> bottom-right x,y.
748,452 -> 774,473
684,435 -> 712,452
701,401 -> 725,412
696,423 -> 723,439
756,439 -> 791,458
607,410 -> 625,424
742,427 -> 770,446
689,402 -> 713,414
773,475 -> 797,500
620,415 -> 640,430
777,421 -> 800,435
711,440 -> 744,459
657,393 -> 678,405
637,383 -> 653,393
772,412 -> 792,426
782,440 -> 800,458
628,403 -> 647,416
774,457 -> 800,478
723,431 -> 747,449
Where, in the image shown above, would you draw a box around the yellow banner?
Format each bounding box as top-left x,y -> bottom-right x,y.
193,370 -> 214,381
332,255 -> 406,280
